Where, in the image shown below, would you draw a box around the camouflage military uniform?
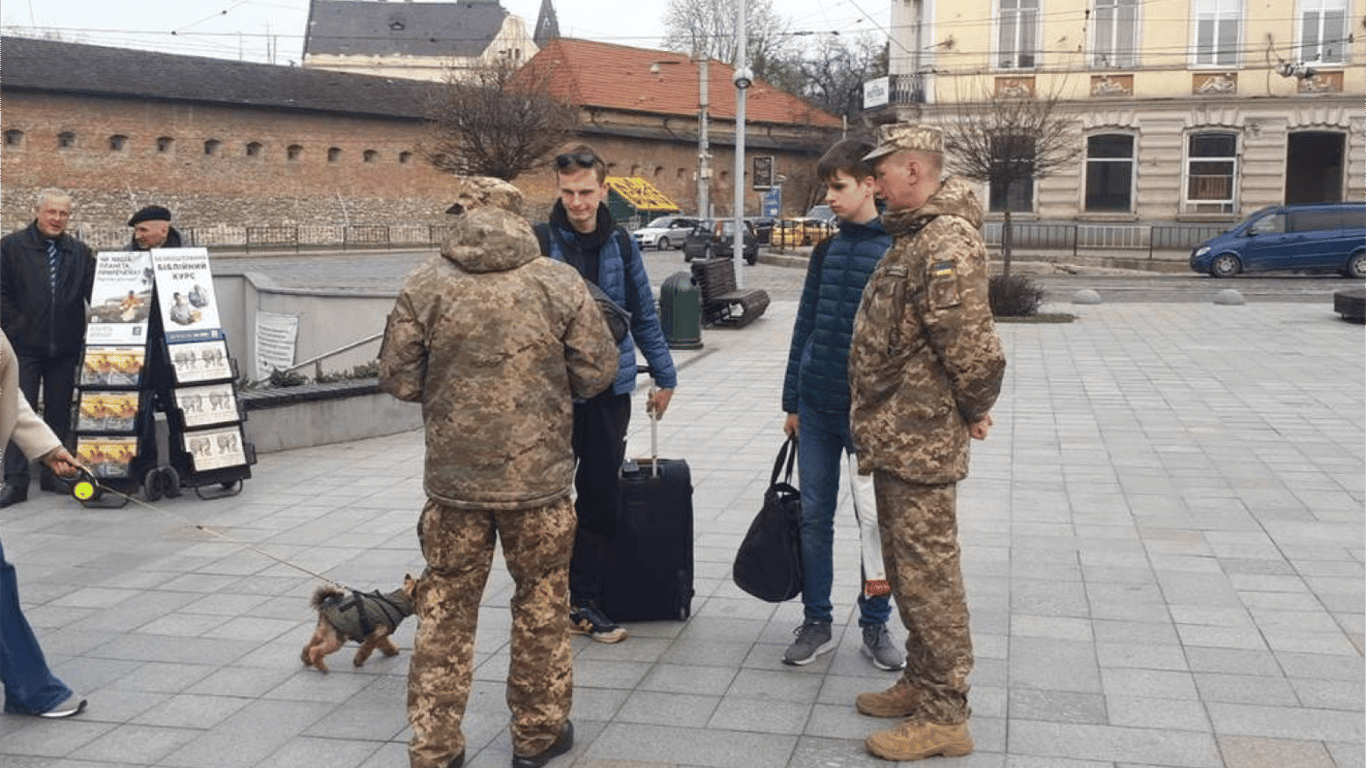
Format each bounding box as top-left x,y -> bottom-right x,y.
849,176 -> 1006,726
379,178 -> 618,768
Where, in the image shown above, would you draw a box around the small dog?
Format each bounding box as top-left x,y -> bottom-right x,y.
301,574 -> 417,673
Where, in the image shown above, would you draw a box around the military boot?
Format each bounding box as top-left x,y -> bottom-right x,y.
865,719 -> 973,762
855,680 -> 921,718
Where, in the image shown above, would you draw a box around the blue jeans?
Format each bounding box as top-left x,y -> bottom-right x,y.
1,535 -> 73,715
796,400 -> 892,627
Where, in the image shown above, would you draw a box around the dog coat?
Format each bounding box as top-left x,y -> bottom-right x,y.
319,587 -> 414,642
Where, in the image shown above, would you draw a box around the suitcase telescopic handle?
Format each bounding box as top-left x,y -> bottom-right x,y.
638,365 -> 659,477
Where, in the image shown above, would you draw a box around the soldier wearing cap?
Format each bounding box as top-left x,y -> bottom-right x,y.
127,205 -> 183,250
847,123 -> 1006,761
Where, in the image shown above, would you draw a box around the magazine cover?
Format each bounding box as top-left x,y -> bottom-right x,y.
86,251 -> 155,345
79,347 -> 146,388
76,391 -> 140,433
168,340 -> 233,384
174,383 -> 239,428
76,436 -> 139,479
151,248 -> 223,343
183,426 -> 247,471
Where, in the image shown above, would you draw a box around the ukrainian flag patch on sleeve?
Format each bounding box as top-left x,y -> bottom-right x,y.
931,261 -> 955,277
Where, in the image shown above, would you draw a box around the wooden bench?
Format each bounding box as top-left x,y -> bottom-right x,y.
688,258 -> 769,328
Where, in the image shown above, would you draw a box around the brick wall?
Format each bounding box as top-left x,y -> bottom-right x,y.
2,90 -> 832,235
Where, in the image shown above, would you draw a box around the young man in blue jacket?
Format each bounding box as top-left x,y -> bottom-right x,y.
780,139 -> 902,670
537,144 -> 678,643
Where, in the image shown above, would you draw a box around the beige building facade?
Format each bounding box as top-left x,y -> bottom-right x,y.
874,0 -> 1363,224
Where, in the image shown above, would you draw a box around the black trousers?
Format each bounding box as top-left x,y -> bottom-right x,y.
568,390 -> 631,605
4,353 -> 78,487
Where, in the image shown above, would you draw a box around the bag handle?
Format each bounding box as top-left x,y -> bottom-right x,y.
770,436 -> 797,488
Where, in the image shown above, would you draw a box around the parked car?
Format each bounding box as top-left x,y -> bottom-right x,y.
682,219 -> 759,264
805,204 -> 837,226
1189,202 -> 1366,278
745,216 -> 776,245
632,215 -> 700,250
771,217 -> 835,248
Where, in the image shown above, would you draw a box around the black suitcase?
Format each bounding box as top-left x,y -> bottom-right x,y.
600,382 -> 695,622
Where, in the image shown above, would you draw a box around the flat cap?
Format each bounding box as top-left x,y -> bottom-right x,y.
864,123 -> 943,162
128,205 -> 172,226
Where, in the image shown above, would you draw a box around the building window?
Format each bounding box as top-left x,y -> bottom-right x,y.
1092,0 -> 1138,68
654,165 -> 665,179
204,139 -> 221,156
246,141 -> 263,158
1300,0 -> 1347,65
58,131 -> 76,149
997,0 -> 1039,69
287,144 -> 303,161
1184,131 -> 1237,213
1084,133 -> 1134,212
1193,0 -> 1241,67
363,149 -> 378,163
328,147 -> 342,162
988,134 -> 1035,213
4,129 -> 23,148
109,134 -> 128,151
157,136 -> 174,153
398,151 -> 412,164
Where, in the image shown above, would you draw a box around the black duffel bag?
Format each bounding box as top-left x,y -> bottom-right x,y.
732,437 -> 803,602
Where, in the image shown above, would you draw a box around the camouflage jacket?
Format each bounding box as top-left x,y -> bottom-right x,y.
848,176 -> 1006,484
379,205 -> 618,510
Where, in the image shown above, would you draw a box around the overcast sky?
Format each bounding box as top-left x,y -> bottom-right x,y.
2,0 -> 888,65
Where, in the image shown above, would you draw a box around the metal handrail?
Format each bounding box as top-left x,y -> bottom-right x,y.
252,330 -> 384,386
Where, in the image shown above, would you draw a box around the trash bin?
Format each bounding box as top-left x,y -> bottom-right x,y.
658,271 -> 703,350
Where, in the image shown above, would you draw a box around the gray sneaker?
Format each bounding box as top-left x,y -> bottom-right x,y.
861,624 -> 905,671
782,620 -> 835,666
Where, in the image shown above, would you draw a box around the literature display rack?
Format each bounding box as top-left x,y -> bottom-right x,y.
74,248 -> 254,506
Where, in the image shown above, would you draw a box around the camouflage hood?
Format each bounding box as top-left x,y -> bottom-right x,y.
881,176 -> 982,236
440,206 -> 542,274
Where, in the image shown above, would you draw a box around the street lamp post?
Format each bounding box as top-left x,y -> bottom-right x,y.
731,0 -> 750,288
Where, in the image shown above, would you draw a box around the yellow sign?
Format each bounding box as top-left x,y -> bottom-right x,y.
606,177 -> 680,212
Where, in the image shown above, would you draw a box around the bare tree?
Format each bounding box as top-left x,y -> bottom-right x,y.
662,0 -> 793,77
423,57 -> 579,181
764,33 -> 887,122
941,84 -> 1079,277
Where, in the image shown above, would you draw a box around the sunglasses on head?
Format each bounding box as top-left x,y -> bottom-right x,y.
555,151 -> 600,169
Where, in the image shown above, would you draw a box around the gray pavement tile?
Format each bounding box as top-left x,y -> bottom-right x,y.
253,736 -> 385,768
1099,668 -> 1198,700
1215,735 -> 1337,768
158,699 -> 334,768
1327,741 -> 1366,768
708,696 -> 810,734
129,692 -> 253,729
585,722 -> 796,768
1192,672 -> 1298,706
1007,689 -> 1107,725
1008,638 -> 1102,694
616,690 -> 719,728
1106,694 -> 1211,731
1206,701 -> 1365,743
1008,720 -> 1222,767
68,723 -> 201,764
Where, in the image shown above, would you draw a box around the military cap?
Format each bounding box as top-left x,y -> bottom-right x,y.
864,123 -> 943,162
128,205 -> 172,226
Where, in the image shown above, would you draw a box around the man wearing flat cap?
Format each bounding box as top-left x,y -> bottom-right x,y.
127,205 -> 182,250
0,188 -> 97,507
847,123 -> 1006,761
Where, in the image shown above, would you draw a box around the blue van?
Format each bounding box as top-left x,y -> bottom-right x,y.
1189,203 -> 1366,278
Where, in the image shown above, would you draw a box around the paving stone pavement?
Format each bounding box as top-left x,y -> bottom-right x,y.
2,294 -> 1362,768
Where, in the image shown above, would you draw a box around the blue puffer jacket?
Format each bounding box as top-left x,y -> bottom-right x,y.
781,217 -> 891,415
543,202 -> 678,395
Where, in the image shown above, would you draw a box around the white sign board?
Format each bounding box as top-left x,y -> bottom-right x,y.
254,312 -> 300,380
863,76 -> 890,109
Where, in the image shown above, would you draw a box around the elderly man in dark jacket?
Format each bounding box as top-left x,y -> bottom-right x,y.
0,189 -> 97,507
381,177 -> 617,768
127,205 -> 184,250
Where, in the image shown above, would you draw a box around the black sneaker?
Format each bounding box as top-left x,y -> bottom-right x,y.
569,603 -> 627,643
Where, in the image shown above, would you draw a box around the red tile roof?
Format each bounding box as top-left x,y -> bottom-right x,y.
516,38 -> 841,128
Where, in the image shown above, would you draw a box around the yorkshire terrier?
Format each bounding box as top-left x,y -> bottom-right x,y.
300,574 -> 417,673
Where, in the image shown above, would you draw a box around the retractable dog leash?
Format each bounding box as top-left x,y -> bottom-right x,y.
69,468 -> 355,592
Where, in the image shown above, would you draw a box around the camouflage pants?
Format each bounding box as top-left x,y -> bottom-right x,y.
873,472 -> 972,725
408,497 -> 576,768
